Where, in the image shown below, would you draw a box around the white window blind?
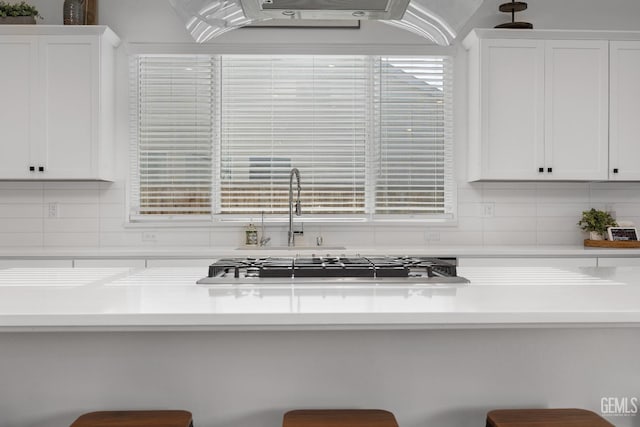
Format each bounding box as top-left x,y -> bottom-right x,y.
374,57 -> 453,216
130,54 -> 454,222
129,55 -> 216,218
219,56 -> 368,215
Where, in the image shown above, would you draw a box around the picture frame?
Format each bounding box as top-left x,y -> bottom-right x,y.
607,226 -> 639,241
85,0 -> 97,25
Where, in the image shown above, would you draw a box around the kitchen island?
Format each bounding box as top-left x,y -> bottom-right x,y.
1,265 -> 639,427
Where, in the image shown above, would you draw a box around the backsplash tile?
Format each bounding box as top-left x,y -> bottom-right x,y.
44,188 -> 100,204
0,218 -> 43,233
0,204 -> 43,218
0,179 -> 636,249
0,189 -> 43,203
483,231 -> 537,246
0,233 -> 43,247
44,232 -> 100,247
44,218 -> 99,233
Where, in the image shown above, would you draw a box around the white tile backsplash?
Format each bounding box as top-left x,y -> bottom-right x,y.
0,189 -> 43,203
44,218 -> 99,233
483,231 -> 537,246
0,179 -> 637,249
483,188 -> 537,204
493,204 -> 537,217
0,204 -> 43,218
44,232 -> 100,247
536,203 -> 591,217
0,233 -> 43,247
99,186 -> 126,204
44,188 -> 100,204
0,219 -> 43,233
98,203 -> 126,219
55,203 -> 100,218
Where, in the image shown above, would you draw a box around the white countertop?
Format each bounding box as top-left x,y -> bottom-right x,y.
2,265 -> 640,331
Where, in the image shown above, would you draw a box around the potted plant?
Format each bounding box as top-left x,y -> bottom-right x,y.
0,1 -> 42,24
577,208 -> 618,240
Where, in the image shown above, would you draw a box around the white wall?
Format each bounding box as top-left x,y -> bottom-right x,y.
2,0 -> 640,249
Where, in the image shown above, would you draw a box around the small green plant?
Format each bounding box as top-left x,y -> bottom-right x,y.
0,1 -> 42,18
577,208 -> 618,237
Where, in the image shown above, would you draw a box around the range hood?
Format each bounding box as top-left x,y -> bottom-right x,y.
169,0 -> 484,45
241,0 -> 411,20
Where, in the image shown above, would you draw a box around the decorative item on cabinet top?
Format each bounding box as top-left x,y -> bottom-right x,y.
63,0 -> 97,25
495,0 -> 532,29
0,1 -> 41,24
63,0 -> 85,25
85,0 -> 96,25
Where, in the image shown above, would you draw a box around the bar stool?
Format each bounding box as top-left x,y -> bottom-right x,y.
70,410 -> 193,427
283,409 -> 399,427
486,408 -> 613,427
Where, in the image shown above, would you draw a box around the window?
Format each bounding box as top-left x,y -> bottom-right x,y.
130,54 -> 454,222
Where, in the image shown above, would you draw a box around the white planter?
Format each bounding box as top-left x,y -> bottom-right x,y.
589,231 -> 605,240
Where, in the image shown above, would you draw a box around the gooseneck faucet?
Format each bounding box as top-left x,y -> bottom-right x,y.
259,210 -> 270,247
288,168 -> 302,247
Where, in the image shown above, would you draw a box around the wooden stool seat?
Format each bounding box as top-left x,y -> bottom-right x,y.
283,409 -> 399,427
70,410 -> 193,427
487,408 -> 613,427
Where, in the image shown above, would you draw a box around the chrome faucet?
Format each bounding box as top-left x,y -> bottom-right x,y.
288,167 -> 302,247
259,210 -> 270,247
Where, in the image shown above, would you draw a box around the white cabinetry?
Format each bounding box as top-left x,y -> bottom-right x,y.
544,40 -> 608,180
0,26 -> 120,181
468,38 -> 544,180
465,30 -> 609,181
610,41 -> 640,180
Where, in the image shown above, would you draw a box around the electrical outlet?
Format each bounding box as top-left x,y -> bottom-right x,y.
47,202 -> 59,218
482,203 -> 495,217
142,231 -> 157,242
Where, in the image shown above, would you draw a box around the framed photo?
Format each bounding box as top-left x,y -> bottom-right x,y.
607,227 -> 639,241
85,0 -> 97,25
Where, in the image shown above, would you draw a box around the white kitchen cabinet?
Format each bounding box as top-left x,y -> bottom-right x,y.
467,38 -> 544,180
0,26 -> 120,181
610,41 -> 640,180
544,40 -> 609,180
465,30 -> 609,181
0,36 -> 38,178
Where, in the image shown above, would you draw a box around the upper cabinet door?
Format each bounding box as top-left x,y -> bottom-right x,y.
0,36 -> 39,179
610,41 -> 640,180
0,26 -> 119,181
478,39 -> 545,180
39,36 -> 98,179
544,40 -> 609,180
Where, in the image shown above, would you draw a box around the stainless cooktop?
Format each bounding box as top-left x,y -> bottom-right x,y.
197,255 -> 468,285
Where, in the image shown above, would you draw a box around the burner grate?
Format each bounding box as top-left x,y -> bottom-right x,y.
206,256 -> 458,280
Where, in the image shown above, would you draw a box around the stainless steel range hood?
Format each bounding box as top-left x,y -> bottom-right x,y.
169,0 -> 484,45
241,0 -> 411,20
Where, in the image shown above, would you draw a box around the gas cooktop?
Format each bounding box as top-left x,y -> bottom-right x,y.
197,255 -> 469,285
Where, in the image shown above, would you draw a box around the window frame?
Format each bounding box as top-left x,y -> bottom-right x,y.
126,45 -> 457,226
